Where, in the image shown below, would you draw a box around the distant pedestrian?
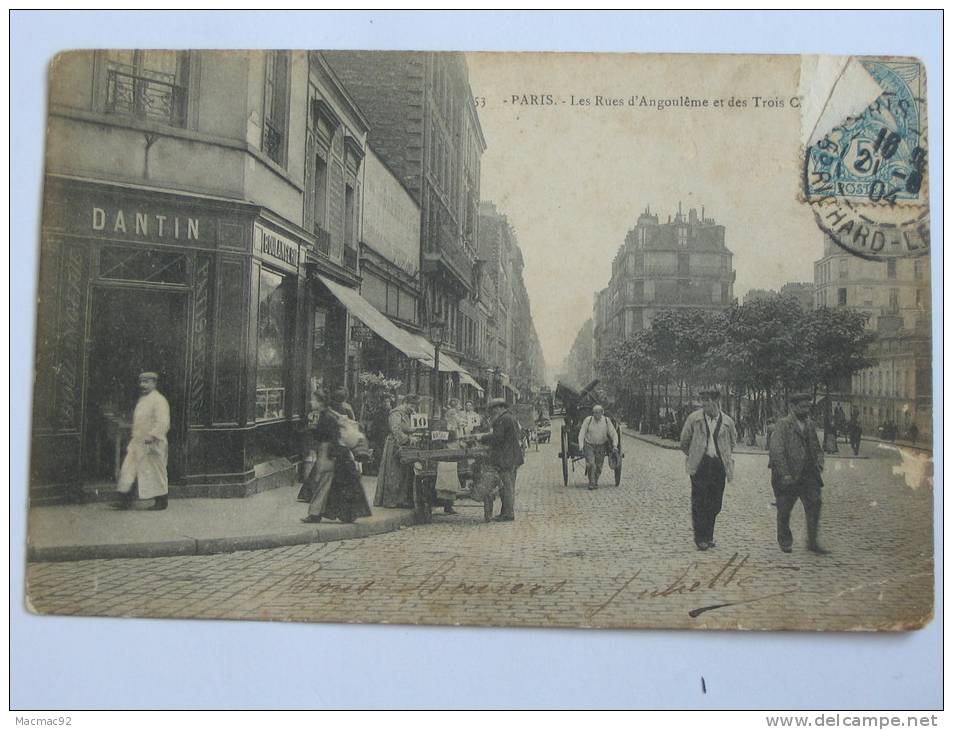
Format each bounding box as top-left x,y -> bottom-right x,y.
906,422 -> 919,446
769,393 -> 829,555
114,372 -> 171,511
679,390 -> 737,551
578,404 -> 618,490
476,398 -> 524,522
847,416 -> 862,456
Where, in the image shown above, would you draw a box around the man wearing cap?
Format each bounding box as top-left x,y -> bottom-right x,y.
769,393 -> 829,554
115,371 -> 171,511
476,397 -> 524,522
577,404 -> 618,490
679,389 -> 737,550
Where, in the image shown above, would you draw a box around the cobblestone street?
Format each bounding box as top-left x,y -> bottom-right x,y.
26,425 -> 934,631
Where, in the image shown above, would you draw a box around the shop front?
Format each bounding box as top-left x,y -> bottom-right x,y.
31,176 -> 337,503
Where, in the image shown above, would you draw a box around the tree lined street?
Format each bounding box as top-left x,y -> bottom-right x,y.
27,424 -> 933,631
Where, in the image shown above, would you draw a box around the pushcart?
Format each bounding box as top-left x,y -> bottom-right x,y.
398,418 -> 489,523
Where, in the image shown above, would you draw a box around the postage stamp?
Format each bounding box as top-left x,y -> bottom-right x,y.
803,58 -> 929,259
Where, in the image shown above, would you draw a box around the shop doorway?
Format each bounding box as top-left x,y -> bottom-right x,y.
82,286 -> 188,485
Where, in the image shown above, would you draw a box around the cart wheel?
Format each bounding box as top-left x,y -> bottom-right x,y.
413,476 -> 434,524
560,428 -> 569,486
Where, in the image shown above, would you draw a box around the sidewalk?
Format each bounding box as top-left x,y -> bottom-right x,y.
620,426 -> 873,458
27,477 -> 416,563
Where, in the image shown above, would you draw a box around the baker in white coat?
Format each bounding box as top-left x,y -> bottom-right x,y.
115,372 -> 171,511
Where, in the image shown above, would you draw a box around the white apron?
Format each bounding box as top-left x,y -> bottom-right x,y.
117,389 -> 171,499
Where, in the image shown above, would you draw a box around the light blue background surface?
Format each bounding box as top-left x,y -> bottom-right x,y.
11,10 -> 943,710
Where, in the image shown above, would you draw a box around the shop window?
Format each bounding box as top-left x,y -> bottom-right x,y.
103,50 -> 189,126
263,51 -> 290,166
256,269 -> 294,421
99,246 -> 189,284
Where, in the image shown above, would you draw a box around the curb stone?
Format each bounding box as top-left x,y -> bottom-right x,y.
27,509 -> 417,563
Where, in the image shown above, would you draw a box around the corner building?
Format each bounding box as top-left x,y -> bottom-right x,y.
593,205 -> 735,360
33,50 -> 369,502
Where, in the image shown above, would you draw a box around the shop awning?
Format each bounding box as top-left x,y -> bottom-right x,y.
316,275 -> 432,362
459,371 -> 485,393
399,329 -> 482,390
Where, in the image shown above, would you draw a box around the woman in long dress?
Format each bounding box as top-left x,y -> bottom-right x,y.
302,392 -> 372,523
374,395 -> 418,508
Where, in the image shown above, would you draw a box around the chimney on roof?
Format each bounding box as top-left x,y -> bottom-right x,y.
702,205 -> 705,222
689,208 -> 698,224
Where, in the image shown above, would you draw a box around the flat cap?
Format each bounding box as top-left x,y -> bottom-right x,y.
487,397 -> 507,409
139,371 -> 159,380
789,392 -> 813,404
698,389 -> 720,399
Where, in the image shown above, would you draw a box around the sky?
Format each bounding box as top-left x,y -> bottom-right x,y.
466,53 -> 826,379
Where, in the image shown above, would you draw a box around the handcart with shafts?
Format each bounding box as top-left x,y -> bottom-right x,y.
397,414 -> 489,524
555,379 -> 624,487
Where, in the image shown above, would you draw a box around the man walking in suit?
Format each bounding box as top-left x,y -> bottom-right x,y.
679,389 -> 737,551
769,393 -> 829,555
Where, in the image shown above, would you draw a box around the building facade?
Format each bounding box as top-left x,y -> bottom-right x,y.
33,50 -> 373,503
593,205 -> 735,361
814,235 -> 932,440
742,282 -> 814,310
477,201 -> 547,401
323,51 -> 488,405
814,235 -> 930,330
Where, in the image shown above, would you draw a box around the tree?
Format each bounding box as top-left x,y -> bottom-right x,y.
798,306 -> 877,401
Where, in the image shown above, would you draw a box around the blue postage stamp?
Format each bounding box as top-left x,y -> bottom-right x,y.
804,57 -> 929,259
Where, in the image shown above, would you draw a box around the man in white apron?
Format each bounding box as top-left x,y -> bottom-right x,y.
115,372 -> 171,511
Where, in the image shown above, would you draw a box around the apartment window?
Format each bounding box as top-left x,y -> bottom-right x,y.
677,226 -> 688,247
263,51 -> 290,166
889,288 -> 899,311
863,287 -> 874,306
313,154 -> 329,231
838,257 -> 848,279
103,50 -> 189,126
886,258 -> 897,279
344,184 -> 355,246
837,288 -> 847,306
916,289 -> 924,309
914,259 -> 924,279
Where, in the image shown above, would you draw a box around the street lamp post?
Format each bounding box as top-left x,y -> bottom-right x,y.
429,317 -> 446,418
492,366 -> 502,401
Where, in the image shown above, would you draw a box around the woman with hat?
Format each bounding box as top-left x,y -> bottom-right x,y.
301,387 -> 372,524
373,394 -> 419,508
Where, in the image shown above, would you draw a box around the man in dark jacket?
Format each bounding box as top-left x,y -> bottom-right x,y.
769,393 -> 829,554
477,398 -> 524,522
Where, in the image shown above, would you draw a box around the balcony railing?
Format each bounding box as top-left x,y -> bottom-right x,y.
343,245 -> 358,271
105,66 -> 185,126
263,121 -> 284,164
313,225 -> 331,257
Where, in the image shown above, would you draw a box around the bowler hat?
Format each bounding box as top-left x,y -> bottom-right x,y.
487,397 -> 507,409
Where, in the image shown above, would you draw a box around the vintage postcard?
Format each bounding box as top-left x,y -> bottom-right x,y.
26,50 -> 933,631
